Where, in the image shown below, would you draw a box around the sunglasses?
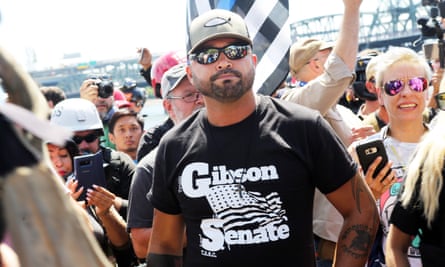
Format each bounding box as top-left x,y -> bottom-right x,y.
73,133 -> 98,144
435,92 -> 445,111
189,44 -> 251,65
383,77 -> 428,96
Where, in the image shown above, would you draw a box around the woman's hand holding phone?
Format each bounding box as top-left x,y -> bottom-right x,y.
362,156 -> 396,200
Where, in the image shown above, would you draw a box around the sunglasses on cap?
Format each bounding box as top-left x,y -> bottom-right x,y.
73,133 -> 98,144
383,77 -> 428,96
189,44 -> 251,65
435,92 -> 445,111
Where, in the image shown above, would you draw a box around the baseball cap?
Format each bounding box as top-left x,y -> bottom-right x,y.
161,63 -> 188,99
113,89 -> 131,109
188,9 -> 252,54
289,38 -> 334,77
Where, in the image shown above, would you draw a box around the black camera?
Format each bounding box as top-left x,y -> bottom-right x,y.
95,80 -> 114,98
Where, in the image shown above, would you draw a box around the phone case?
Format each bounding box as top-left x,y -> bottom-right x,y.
355,139 -> 389,179
74,151 -> 106,200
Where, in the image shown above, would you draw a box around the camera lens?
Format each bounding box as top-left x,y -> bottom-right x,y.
97,81 -> 114,98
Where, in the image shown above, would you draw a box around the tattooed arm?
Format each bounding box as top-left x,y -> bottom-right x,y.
325,171 -> 379,266
146,209 -> 185,267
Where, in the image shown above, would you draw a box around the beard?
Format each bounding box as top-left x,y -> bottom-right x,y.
194,68 -> 255,103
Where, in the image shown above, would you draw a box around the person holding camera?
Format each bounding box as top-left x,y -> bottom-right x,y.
80,74 -> 117,149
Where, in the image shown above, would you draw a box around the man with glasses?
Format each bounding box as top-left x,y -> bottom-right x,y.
127,63 -> 204,262
135,51 -> 189,162
146,4 -> 378,267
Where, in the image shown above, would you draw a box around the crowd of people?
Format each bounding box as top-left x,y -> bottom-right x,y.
2,0 -> 445,266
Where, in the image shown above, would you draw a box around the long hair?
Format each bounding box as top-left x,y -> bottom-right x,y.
401,111 -> 445,227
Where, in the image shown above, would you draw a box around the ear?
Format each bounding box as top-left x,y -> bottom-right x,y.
251,54 -> 258,66
108,133 -> 115,144
365,81 -> 377,94
162,99 -> 174,116
186,65 -> 194,85
376,87 -> 385,106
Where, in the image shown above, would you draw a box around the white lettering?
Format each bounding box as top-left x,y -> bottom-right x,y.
182,162 -> 211,197
225,223 -> 290,245
200,220 -> 290,252
181,163 -> 279,197
200,219 -> 225,252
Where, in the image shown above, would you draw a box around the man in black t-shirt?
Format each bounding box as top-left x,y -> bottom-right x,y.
146,5 -> 378,267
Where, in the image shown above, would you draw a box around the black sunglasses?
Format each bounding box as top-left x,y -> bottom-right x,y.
189,44 -> 251,65
383,77 -> 428,96
435,92 -> 445,111
73,133 -> 98,144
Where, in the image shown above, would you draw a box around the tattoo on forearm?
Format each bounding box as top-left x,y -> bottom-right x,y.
352,175 -> 379,224
339,224 -> 373,259
146,253 -> 182,267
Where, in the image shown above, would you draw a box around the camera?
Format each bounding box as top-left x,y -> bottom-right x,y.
94,80 -> 114,98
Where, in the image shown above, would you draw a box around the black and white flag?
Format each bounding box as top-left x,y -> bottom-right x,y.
186,0 -> 291,96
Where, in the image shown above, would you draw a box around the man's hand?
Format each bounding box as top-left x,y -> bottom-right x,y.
350,125 -> 376,143
137,47 -> 152,71
79,79 -> 99,103
86,185 -> 115,217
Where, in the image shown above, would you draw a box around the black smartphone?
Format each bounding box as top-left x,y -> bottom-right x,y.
356,139 -> 389,179
73,151 -> 106,201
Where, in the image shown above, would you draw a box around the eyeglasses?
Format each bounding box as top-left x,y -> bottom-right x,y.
73,133 -> 98,144
167,92 -> 201,103
435,92 -> 445,111
383,77 -> 428,96
189,44 -> 251,65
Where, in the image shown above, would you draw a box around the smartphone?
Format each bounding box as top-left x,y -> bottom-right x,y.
355,139 -> 389,179
73,151 -> 107,201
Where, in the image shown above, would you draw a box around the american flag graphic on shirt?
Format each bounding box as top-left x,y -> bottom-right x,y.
206,184 -> 287,231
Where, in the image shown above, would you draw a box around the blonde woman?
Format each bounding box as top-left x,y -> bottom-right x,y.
386,98 -> 445,267
350,46 -> 432,266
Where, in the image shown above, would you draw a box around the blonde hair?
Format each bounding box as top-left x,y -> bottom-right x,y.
401,111 -> 445,227
374,46 -> 432,89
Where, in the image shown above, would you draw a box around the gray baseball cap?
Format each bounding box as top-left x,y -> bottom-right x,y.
188,9 -> 252,54
161,63 -> 188,99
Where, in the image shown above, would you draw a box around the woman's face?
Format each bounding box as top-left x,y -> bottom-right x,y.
47,143 -> 73,178
377,62 -> 428,124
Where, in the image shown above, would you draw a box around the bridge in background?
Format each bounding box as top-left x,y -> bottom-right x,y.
30,0 -> 436,95
290,0 -> 432,51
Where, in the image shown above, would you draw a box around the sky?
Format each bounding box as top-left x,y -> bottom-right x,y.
0,0 -> 370,71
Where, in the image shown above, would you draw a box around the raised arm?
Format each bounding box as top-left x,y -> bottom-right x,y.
334,0 -> 362,71
326,171 -> 379,266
